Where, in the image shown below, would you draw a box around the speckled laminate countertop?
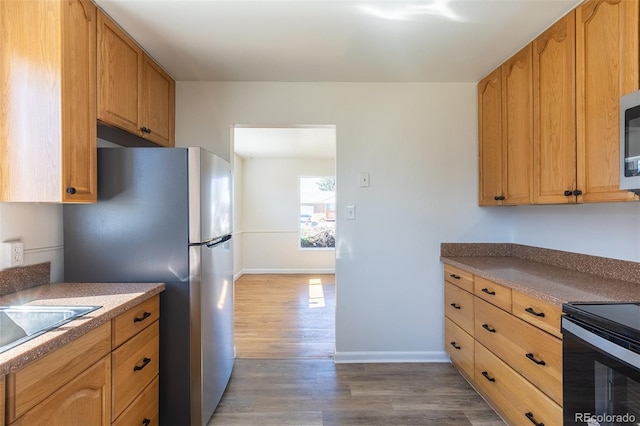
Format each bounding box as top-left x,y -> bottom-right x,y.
0,281 -> 165,375
441,243 -> 640,307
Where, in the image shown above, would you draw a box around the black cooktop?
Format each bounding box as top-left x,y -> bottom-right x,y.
563,302 -> 640,343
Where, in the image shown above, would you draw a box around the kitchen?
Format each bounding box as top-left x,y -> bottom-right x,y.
1,0 -> 640,425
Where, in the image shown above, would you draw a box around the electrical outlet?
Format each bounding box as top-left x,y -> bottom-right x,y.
3,241 -> 24,268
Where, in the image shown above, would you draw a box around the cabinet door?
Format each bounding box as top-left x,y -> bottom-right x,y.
141,55 -> 175,147
61,0 -> 97,203
576,0 -> 640,203
11,356 -> 111,426
501,44 -> 533,205
533,11 -> 577,204
97,10 -> 142,136
478,68 -> 504,205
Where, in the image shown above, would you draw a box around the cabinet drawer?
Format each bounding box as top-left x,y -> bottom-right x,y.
512,290 -> 562,338
113,376 -> 158,426
444,317 -> 474,381
112,320 -> 159,419
475,298 -> 562,404
112,295 -> 160,348
1,376 -> 4,426
7,322 -> 111,423
474,342 -> 562,426
444,265 -> 474,293
444,282 -> 474,335
474,276 -> 512,312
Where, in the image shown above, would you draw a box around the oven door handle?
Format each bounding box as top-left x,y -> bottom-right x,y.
562,318 -> 640,369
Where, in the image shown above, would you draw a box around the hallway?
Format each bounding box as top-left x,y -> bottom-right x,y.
208,274 -> 504,425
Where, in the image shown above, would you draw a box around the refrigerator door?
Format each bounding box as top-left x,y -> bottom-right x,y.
189,237 -> 234,426
189,148 -> 232,243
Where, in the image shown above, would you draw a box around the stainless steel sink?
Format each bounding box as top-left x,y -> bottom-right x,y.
0,305 -> 101,354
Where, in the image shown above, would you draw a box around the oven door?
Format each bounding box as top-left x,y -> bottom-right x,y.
563,318 -> 640,425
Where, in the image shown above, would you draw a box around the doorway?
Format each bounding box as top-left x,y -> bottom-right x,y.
232,125 -> 336,358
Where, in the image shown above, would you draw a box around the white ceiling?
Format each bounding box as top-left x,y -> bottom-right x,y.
94,0 -> 580,158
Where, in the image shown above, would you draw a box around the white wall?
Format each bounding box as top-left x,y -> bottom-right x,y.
176,82 -> 513,362
512,202 -> 640,261
232,153 -> 244,279
241,157 -> 336,273
0,203 -> 63,281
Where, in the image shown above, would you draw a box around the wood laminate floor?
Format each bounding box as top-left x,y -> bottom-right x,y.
208,274 -> 505,425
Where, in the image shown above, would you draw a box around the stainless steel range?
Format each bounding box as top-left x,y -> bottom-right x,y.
562,302 -> 640,426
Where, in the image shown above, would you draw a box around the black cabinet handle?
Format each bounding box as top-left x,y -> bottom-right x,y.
134,311 -> 152,323
450,303 -> 461,310
482,324 -> 496,333
526,353 -> 546,366
564,190 -> 573,196
494,195 -> 505,201
66,187 -> 77,194
449,274 -> 460,279
142,419 -> 151,426
450,341 -> 461,350
525,307 -> 545,317
140,127 -> 152,134
133,357 -> 151,371
525,412 -> 544,426
481,371 -> 495,382
573,189 -> 582,196
481,288 -> 496,296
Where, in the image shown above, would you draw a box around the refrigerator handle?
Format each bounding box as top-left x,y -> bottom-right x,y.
205,234 -> 232,248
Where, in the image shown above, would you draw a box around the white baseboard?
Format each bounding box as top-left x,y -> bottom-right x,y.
241,268 -> 336,275
334,351 -> 451,364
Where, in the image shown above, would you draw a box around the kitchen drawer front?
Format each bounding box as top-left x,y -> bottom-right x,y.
112,320 -> 159,419
444,282 -> 474,335
7,322 -> 112,423
112,295 -> 160,348
113,376 -> 158,426
444,265 -> 474,293
474,276 -> 512,312
474,341 -> 562,426
475,298 -> 562,404
444,317 -> 474,380
512,290 -> 562,338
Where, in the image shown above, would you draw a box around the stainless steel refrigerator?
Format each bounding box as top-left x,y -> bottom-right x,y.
63,147 -> 234,426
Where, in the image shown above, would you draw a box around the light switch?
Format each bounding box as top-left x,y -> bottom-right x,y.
359,172 -> 370,188
346,205 -> 356,220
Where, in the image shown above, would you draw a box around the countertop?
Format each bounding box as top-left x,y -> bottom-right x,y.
0,281 -> 165,375
440,243 -> 640,307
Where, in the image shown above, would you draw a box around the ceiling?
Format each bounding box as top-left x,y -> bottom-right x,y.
94,0 -> 581,83
94,0 -> 580,158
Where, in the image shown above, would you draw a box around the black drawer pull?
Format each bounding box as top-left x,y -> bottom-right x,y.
482,324 -> 496,333
449,274 -> 461,279
134,311 -> 152,322
481,371 -> 495,382
142,419 -> 151,426
450,341 -> 461,350
133,357 -> 151,372
481,288 -> 496,295
526,353 -> 546,366
525,412 -> 544,426
450,303 -> 461,310
525,307 -> 545,317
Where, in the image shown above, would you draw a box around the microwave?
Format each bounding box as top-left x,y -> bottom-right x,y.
621,90 -> 640,193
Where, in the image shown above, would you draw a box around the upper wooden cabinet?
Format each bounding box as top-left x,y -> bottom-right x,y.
532,11 -> 577,204
478,68 -> 504,205
0,0 -> 97,203
478,45 -> 533,206
576,0 -> 639,203
97,10 -> 175,147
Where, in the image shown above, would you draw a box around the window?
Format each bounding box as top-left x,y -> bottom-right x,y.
299,176 -> 335,249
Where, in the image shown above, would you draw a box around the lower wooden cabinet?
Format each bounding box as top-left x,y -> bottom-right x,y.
443,264 -> 563,424
10,356 -> 111,426
112,377 -> 158,426
1,376 -> 5,426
